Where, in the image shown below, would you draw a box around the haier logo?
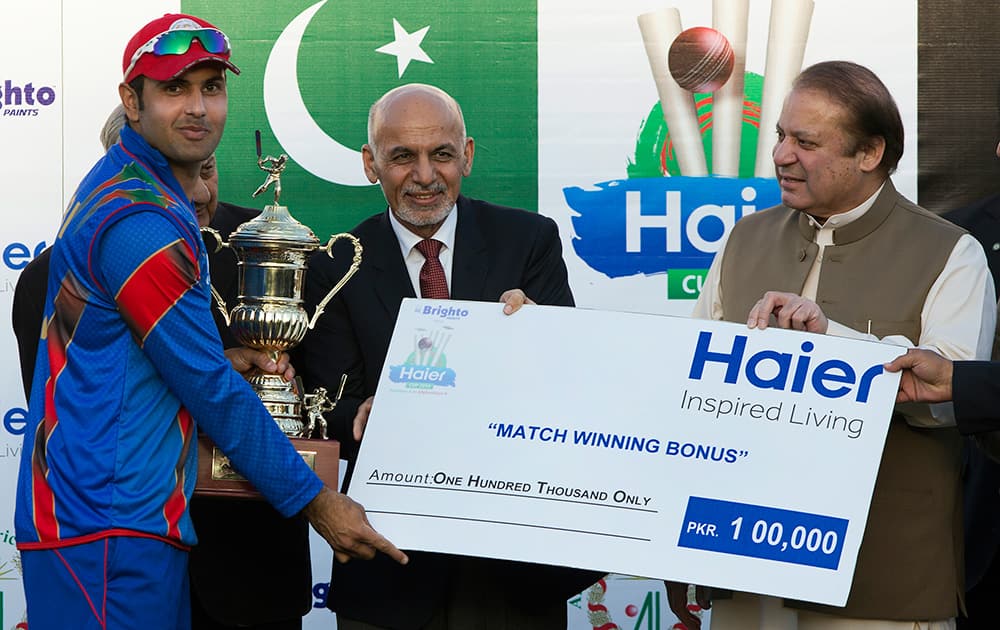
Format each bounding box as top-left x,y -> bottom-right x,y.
3,408 -> 27,437
389,330 -> 457,390
687,331 -> 885,403
1,80 -> 56,117
2,241 -> 46,270
565,177 -> 781,293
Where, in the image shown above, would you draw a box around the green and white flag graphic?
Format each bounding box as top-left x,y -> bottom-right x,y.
183,0 -> 537,235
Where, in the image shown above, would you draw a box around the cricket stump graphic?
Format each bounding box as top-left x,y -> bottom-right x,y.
637,0 -> 813,178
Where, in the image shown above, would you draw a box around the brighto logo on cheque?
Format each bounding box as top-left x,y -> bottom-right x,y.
389,329 -> 457,390
1,79 -> 57,117
417,303 -> 470,320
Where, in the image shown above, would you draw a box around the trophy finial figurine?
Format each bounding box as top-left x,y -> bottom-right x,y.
251,130 -> 288,204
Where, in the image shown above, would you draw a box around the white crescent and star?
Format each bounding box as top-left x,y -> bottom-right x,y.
263,1 -> 433,187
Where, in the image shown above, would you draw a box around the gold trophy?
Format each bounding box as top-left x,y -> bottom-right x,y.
195,144 -> 362,497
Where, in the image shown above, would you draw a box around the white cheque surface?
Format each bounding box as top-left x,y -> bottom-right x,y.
350,299 -> 903,606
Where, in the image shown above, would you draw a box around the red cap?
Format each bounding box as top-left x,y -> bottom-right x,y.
122,14 -> 240,84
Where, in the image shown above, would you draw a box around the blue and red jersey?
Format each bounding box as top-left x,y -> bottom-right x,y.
15,126 -> 321,550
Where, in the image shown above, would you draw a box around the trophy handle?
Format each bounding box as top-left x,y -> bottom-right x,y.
208,284 -> 232,327
308,233 -> 363,329
200,226 -> 228,254
200,226 -> 232,326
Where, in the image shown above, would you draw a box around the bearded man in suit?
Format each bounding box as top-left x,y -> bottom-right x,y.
296,83 -> 600,630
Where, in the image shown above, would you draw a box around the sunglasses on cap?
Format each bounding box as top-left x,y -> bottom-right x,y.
123,27 -> 231,83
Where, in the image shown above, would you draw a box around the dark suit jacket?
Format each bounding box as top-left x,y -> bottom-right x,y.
946,196 -> 1000,591
11,202 -> 313,628
296,195 -> 601,629
11,248 -> 50,399
954,362 -> 1000,434
946,194 -> 1000,289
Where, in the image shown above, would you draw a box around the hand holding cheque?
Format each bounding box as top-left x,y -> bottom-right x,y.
347,298 -> 902,607
883,348 -> 954,403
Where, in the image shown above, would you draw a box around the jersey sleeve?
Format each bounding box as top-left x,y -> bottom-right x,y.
94,209 -> 322,516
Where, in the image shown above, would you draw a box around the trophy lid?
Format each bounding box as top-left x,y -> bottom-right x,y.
228,204 -> 320,250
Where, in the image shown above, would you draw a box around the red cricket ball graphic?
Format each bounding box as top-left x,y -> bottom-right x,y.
668,26 -> 735,93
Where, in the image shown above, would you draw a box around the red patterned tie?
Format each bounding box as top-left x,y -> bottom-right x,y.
415,239 -> 450,299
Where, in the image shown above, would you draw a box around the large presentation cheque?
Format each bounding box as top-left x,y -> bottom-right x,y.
350,299 -> 903,606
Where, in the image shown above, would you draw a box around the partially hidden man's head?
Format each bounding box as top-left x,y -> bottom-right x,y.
118,14 -> 240,170
195,154 -> 219,227
773,61 -> 903,219
100,103 -> 127,152
362,83 -> 475,239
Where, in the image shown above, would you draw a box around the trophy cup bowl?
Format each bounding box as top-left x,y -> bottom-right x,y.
195,151 -> 361,498
206,203 -> 362,437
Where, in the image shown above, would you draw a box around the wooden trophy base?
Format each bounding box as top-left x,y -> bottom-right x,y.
194,434 -> 340,499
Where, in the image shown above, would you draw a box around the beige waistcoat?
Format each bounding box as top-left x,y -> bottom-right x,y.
719,181 -> 966,620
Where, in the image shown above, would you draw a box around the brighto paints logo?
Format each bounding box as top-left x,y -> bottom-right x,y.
565,4 -> 825,299
416,303 -> 470,321
1,79 -> 57,117
388,329 -> 457,390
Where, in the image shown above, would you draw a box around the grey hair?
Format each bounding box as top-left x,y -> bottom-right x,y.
366,83 -> 467,154
100,103 -> 128,151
